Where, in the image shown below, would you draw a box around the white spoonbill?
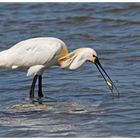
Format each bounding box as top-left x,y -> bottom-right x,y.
0,37 -> 119,100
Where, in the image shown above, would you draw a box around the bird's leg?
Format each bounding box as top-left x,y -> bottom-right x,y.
29,75 -> 38,99
38,75 -> 44,98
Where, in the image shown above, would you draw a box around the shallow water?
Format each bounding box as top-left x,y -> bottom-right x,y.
0,3 -> 140,137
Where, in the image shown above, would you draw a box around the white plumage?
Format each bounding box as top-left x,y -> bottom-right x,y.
0,37 -> 66,76
0,37 -> 118,101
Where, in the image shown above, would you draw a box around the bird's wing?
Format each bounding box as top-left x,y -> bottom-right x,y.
9,38 -> 65,68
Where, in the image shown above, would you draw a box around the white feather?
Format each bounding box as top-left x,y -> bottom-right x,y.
0,37 -> 97,76
0,37 -> 67,76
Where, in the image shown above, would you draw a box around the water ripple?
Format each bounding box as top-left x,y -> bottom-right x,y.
0,3 -> 140,137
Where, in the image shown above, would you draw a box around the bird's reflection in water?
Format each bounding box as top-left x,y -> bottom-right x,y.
8,98 -> 87,114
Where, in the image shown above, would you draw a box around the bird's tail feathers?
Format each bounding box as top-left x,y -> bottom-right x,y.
0,50 -> 11,68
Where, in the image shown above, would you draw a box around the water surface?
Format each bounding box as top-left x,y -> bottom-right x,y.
0,3 -> 140,137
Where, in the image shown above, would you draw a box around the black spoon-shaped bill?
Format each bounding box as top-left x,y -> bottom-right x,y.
95,57 -> 120,97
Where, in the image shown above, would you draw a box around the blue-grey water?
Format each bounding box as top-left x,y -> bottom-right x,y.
0,3 -> 140,137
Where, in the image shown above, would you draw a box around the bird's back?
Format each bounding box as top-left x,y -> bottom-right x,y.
0,37 -> 68,69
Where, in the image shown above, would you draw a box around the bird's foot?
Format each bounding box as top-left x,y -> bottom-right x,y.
29,96 -> 36,104
37,92 -> 43,104
29,96 -> 43,104
38,91 -> 44,98
29,92 -> 36,104
37,97 -> 43,104
30,90 -> 34,99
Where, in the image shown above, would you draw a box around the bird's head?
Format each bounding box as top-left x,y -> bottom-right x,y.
59,47 -> 119,96
83,48 -> 97,63
85,48 -> 119,96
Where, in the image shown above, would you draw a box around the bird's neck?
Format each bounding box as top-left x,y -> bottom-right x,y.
57,51 -> 75,68
56,46 -> 70,67
57,48 -> 89,70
